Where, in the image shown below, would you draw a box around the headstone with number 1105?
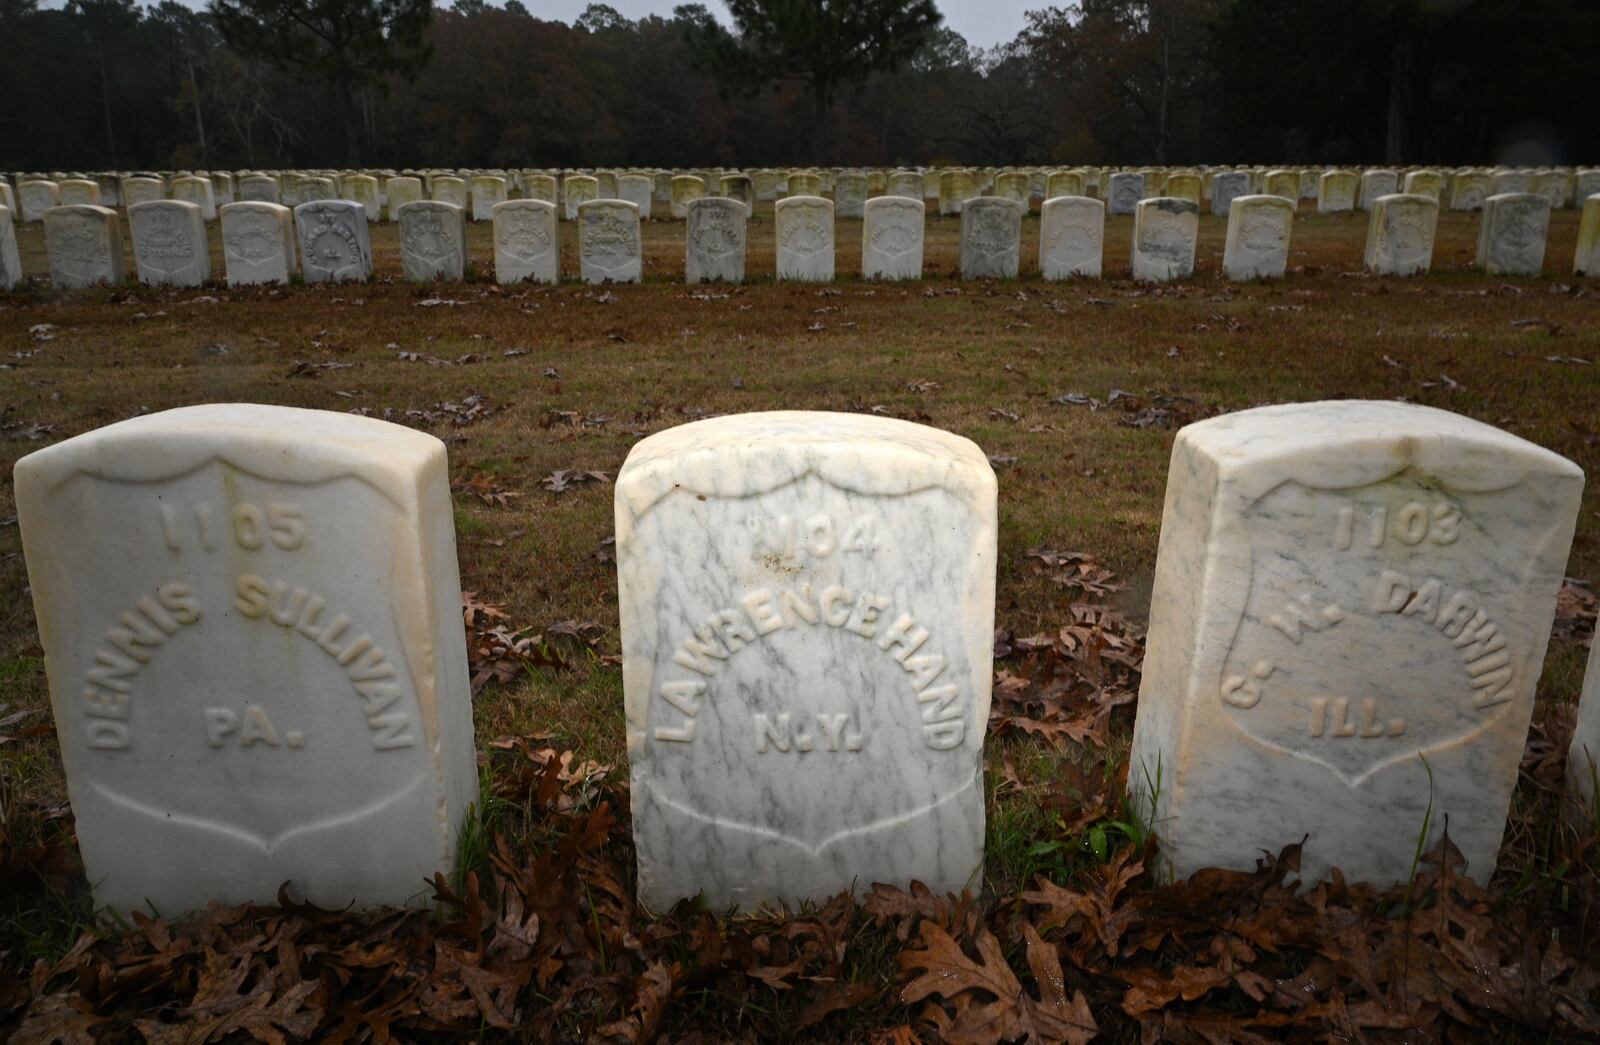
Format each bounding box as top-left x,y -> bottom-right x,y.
15,405 -> 479,917
1128,401 -> 1581,887
616,412 -> 997,911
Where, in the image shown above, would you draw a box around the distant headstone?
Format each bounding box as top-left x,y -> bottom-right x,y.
220,201 -> 296,287
237,175 -> 281,205
299,176 -> 336,203
616,410 -> 996,911
993,171 -> 1029,205
787,172 -> 822,197
578,199 -> 642,284
1165,172 -> 1203,205
1489,170 -> 1530,196
0,206 -> 21,289
861,196 -> 924,281
887,170 -> 925,199
752,170 -> 781,202
19,180 -> 62,222
833,173 -> 867,219
619,174 -> 655,219
492,199 -> 559,285
1476,193 -> 1550,277
1107,172 -> 1145,215
342,174 -> 381,221
1359,170 -> 1399,211
1039,196 -> 1103,280
294,200 -> 372,284
1318,171 -> 1359,214
596,171 -> 619,199
45,204 -> 125,288
59,178 -> 101,206
671,176 -> 705,220
938,170 -> 974,216
128,200 -> 210,288
1448,171 -> 1490,212
431,176 -> 468,211
1263,170 -> 1299,208
1046,170 -> 1085,199
1222,194 -> 1293,282
1210,171 -> 1251,217
1403,170 -> 1444,200
775,196 -> 835,282
212,172 -> 235,206
398,200 -> 467,282
470,175 -> 507,222
1531,172 -> 1572,210
385,176 -> 423,222
1575,194 -> 1600,278
171,176 -> 217,221
1131,197 -> 1199,282
1128,401 -> 1581,887
13,404 -> 479,916
1575,170 -> 1600,204
719,174 -> 753,208
958,197 -> 1024,280
685,197 -> 747,284
1364,193 -> 1437,276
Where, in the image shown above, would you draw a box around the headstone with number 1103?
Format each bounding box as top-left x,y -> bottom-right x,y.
616,412 -> 997,911
15,404 -> 479,917
1128,401 -> 1582,887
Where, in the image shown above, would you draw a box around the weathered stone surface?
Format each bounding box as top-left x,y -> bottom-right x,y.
958,197 -> 1024,280
19,180 -> 62,222
1568,635 -> 1600,815
1448,171 -> 1490,212
1131,197 -> 1199,283
522,173 -> 559,205
0,206 -> 21,289
861,196 -> 924,281
596,171 -> 619,199
1210,171 -> 1251,216
1403,170 -> 1444,200
45,204 -> 125,288
1128,401 -> 1581,887
1039,195 -> 1103,280
1107,172 -> 1145,215
938,170 -> 974,216
775,196 -> 835,282
887,170 -> 925,199
1316,171 -> 1359,214
430,176 -> 468,211
616,410 -> 996,911
129,200 -> 210,288
1359,170 -> 1399,211
752,170 -> 781,202
1475,193 -> 1550,277
342,175 -> 381,222
618,174 -> 654,219
787,172 -> 822,198
1576,170 -> 1600,204
685,197 -> 747,284
14,404 -> 479,916
220,201 -> 296,287
670,176 -> 704,220
1531,172 -> 1572,210
171,176 -> 217,221
1264,169 -> 1300,206
384,177 -> 423,222
492,199 -> 558,285
718,174 -> 753,208
398,200 -> 467,282
1364,193 -> 1438,276
1490,170 -> 1530,196
1223,194 -> 1294,281
237,175 -> 281,205
59,179 -> 101,206
993,171 -> 1029,205
470,175 -> 507,222
578,199 -> 642,284
1046,170 -> 1085,200
294,201 -> 372,284
1576,194 -> 1600,278
1165,172 -> 1203,205
833,173 -> 867,219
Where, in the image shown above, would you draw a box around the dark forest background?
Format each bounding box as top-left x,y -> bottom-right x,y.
2,0 -> 1596,172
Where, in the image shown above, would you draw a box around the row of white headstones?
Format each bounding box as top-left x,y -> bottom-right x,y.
12,401 -> 1597,917
4,190 -> 1600,293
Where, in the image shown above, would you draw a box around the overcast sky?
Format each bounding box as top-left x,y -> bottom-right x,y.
50,0 -> 1032,51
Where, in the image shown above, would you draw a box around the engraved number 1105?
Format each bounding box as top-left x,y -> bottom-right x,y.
160,501 -> 306,551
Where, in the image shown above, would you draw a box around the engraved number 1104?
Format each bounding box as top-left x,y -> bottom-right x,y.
1333,500 -> 1459,550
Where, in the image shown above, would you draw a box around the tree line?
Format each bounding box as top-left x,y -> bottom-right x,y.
1,0 -> 1594,173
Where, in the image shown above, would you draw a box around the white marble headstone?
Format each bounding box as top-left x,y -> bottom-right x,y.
671,176 -> 705,220
19,180 -> 61,222
170,176 -> 217,221
14,404 -> 479,916
1131,197 -> 1199,282
431,176 -> 468,211
237,175 -> 281,206
1364,193 -> 1437,277
493,199 -> 558,285
0,206 -> 22,290
1318,171 -> 1358,214
294,200 -> 372,284
578,198 -> 641,284
470,175 -> 507,222
938,171 -> 974,216
1040,195 -> 1103,280
1449,172 -> 1490,212
685,197 -> 747,284
59,179 -> 101,207
1209,171 -> 1250,216
129,200 -> 211,288
45,204 -> 125,288
861,196 -> 924,281
1476,193 -> 1550,277
1107,172 -> 1145,215
220,201 -> 296,287
1567,639 -> 1600,814
1576,194 -> 1600,278
619,174 -> 655,219
1129,401 -> 1582,887
887,171 -> 925,199
398,200 -> 467,282
123,177 -> 166,208
959,197 -> 1023,280
775,196 -> 835,282
1223,194 -> 1294,281
1359,170 -> 1399,211
616,411 -> 997,911
834,173 -> 867,219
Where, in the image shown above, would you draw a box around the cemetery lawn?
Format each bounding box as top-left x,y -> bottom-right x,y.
2,206 -> 1599,1041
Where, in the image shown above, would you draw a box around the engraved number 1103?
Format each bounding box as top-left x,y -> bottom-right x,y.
1333,500 -> 1459,550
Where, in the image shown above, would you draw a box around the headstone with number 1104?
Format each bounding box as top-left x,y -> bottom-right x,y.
15,405 -> 479,917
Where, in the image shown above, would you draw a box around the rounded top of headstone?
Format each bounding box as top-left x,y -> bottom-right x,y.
15,403 -> 448,501
1178,400 -> 1582,489
616,410 -> 994,516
